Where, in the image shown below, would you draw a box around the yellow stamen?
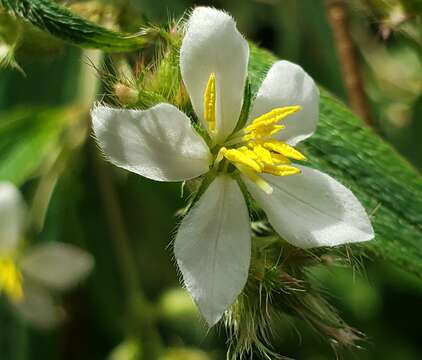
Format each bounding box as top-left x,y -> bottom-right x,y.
221,148 -> 262,173
271,153 -> 291,165
252,144 -> 273,165
203,72 -> 216,132
264,124 -> 285,137
244,106 -> 301,133
217,105 -> 304,193
243,124 -> 285,141
0,258 -> 23,302
263,164 -> 301,177
236,164 -> 273,194
238,146 -> 259,161
260,140 -> 307,161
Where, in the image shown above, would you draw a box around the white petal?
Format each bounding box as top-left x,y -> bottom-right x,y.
243,166 -> 374,248
180,7 -> 249,143
13,283 -> 63,329
0,182 -> 26,253
91,103 -> 211,182
249,61 -> 319,145
20,243 -> 94,291
174,175 -> 251,325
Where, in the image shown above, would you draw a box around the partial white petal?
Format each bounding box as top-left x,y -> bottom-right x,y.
0,182 -> 26,253
91,103 -> 211,182
20,243 -> 94,291
13,283 -> 63,329
249,61 -> 319,145
180,7 -> 249,143
243,166 -> 374,248
174,175 -> 251,325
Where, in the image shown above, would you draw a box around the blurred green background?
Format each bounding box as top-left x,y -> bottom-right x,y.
0,0 -> 421,359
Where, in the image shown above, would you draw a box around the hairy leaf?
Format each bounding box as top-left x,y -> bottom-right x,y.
0,0 -> 163,52
0,107 -> 72,185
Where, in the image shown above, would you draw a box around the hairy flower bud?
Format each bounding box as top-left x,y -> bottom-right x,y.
114,83 -> 139,105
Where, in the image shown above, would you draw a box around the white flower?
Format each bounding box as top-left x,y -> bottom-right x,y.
91,7 -> 374,325
0,182 -> 94,328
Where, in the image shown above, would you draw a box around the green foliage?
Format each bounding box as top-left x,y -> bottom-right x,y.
0,0 -> 165,52
0,106 -> 74,185
309,92 -> 422,276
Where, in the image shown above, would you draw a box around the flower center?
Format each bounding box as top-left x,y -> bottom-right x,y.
0,257 -> 23,302
203,73 -> 306,194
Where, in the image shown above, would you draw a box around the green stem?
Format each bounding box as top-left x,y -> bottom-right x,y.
90,145 -> 162,357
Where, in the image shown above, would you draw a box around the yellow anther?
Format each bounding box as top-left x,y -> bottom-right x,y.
252,145 -> 273,165
243,124 -> 285,141
238,146 -> 258,160
0,258 -> 23,302
203,72 -> 216,132
245,106 -> 301,133
261,140 -> 306,161
223,148 -> 262,173
263,164 -> 301,177
271,153 -> 291,165
238,146 -> 269,168
266,124 -> 285,137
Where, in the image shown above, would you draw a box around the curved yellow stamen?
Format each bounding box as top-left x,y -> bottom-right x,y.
203,72 -> 216,132
243,124 -> 285,141
259,140 -> 306,161
244,106 -> 300,133
271,153 -> 291,165
251,144 -> 273,165
221,148 -> 262,173
263,164 -> 301,177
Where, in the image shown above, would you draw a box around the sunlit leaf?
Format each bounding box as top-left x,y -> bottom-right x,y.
0,107 -> 73,185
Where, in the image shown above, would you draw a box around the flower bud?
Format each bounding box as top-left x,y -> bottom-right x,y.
114,83 -> 139,105
108,339 -> 142,360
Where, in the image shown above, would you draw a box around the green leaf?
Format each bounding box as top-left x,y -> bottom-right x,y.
248,45 -> 422,279
0,107 -> 72,185
0,0 -> 163,52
